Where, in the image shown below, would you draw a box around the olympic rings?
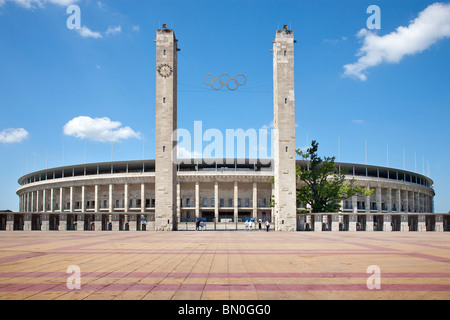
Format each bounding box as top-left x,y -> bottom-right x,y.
203,73 -> 247,91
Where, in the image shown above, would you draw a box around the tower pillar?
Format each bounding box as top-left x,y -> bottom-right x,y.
154,25 -> 178,231
273,26 -> 297,231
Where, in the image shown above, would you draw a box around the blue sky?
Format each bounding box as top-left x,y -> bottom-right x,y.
0,0 -> 449,212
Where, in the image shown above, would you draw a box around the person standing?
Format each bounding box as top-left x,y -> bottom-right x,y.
266,220 -> 270,232
196,219 -> 200,231
258,219 -> 262,231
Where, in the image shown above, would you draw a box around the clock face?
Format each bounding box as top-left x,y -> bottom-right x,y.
157,64 -> 173,78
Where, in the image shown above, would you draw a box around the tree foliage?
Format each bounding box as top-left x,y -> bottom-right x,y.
296,140 -> 373,213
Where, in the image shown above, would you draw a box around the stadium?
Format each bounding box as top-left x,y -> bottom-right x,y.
2,25 -> 447,232
7,158 -> 443,232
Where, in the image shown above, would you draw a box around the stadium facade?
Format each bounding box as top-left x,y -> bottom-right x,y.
2,26 -> 447,232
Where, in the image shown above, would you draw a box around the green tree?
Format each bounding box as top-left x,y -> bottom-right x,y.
296,140 -> 372,213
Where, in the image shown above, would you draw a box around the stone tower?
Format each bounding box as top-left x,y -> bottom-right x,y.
154,25 -> 178,231
273,26 -> 297,231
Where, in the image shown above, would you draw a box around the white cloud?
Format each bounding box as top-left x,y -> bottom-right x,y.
177,146 -> 202,159
344,2 -> 450,81
261,121 -> 273,130
323,36 -> 348,44
105,25 -> 121,35
352,120 -> 365,124
63,116 -> 141,143
0,128 -> 29,144
132,25 -> 140,32
0,0 -> 77,9
77,26 -> 103,39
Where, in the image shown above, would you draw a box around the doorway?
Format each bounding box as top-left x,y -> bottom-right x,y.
49,214 -> 60,231
373,215 -> 383,231
391,215 -> 401,231
408,215 -> 418,231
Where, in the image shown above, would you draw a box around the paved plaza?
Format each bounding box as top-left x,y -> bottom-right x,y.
0,231 -> 449,300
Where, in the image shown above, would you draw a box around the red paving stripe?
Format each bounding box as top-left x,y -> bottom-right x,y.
21,250 -> 447,264
1,272 -> 450,279
406,253 -> 450,264
45,250 -> 402,255
1,283 -> 450,292
0,252 -> 48,264
36,250 -> 450,264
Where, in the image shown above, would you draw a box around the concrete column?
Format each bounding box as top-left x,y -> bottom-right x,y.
41,214 -> 49,231
409,191 -> 414,213
94,185 -> 99,213
414,192 -> 419,213
366,214 -> 374,231
383,214 -> 392,232
140,183 -> 145,213
401,214 -> 409,232
195,180 -> 200,220
214,181 -> 219,222
176,182 -> 181,222
128,214 -> 137,231
252,182 -> 257,221
331,214 -> 340,231
365,187 -> 371,213
42,189 -> 47,213
234,182 -> 238,222
81,186 -> 85,213
22,214 -> 30,231
314,214 -> 323,232
59,215 -> 67,231
36,190 -> 40,212
60,188 -> 64,212
69,187 -> 74,212
403,189 -> 409,213
112,214 -> 119,231
349,214 -> 357,231
31,191 -> 35,212
109,184 -> 113,213
376,187 -> 382,213
386,188 -> 392,212
418,215 -> 426,232
396,189 -> 401,212
419,193 -> 424,213
94,214 -> 102,231
124,183 -> 129,212
352,195 -> 357,213
50,188 -> 54,212
435,215 -> 444,232
77,214 -> 84,231
6,214 -> 14,231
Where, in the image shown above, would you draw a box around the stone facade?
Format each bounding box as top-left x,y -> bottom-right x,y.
9,158 -> 443,232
